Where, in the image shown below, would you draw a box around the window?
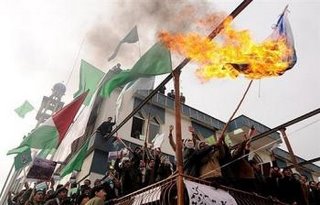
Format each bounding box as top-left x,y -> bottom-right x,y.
131,114 -> 145,140
130,112 -> 161,143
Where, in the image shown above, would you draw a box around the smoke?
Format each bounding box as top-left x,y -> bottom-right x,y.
86,0 -> 225,68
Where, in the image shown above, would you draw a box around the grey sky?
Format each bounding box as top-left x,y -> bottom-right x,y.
1,0 -> 319,190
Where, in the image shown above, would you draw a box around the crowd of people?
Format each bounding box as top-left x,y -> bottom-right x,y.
6,125 -> 320,205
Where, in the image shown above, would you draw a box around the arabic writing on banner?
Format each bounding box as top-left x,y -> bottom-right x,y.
184,179 -> 237,205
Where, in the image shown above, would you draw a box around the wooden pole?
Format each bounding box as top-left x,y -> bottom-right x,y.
279,128 -> 301,173
173,69 -> 184,205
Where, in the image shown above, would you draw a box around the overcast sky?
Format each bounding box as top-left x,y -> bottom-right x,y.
1,0 -> 320,191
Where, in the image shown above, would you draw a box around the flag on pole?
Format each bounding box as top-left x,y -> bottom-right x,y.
7,91 -> 88,155
14,100 -> 34,118
108,25 -> 139,61
74,60 -> 105,106
52,77 -> 106,163
59,139 -> 89,177
14,147 -> 32,170
152,133 -> 165,149
101,42 -> 172,97
271,6 -> 297,71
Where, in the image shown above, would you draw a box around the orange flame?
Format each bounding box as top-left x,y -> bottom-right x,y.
159,17 -> 293,81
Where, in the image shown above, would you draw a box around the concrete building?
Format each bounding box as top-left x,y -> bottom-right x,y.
62,69 -> 319,184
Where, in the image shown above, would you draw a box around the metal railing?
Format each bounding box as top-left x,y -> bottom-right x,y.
106,174 -> 288,205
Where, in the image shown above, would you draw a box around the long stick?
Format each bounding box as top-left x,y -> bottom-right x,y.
0,164 -> 14,198
218,80 -> 253,143
107,0 -> 253,139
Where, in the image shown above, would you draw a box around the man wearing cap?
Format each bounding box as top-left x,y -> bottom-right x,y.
44,187 -> 68,205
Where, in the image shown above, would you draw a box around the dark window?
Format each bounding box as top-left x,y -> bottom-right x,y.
131,115 -> 145,140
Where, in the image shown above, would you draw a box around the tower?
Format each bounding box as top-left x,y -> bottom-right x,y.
35,83 -> 66,127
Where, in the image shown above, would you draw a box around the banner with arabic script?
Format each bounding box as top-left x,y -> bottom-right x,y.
184,179 -> 237,205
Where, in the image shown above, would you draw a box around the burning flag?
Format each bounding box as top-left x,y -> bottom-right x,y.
159,6 -> 296,81
269,6 -> 297,71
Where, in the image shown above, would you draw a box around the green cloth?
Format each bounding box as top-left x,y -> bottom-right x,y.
14,100 -> 34,118
14,147 -> 32,170
74,60 -> 105,105
8,124 -> 58,155
60,139 -> 89,177
108,25 -> 139,61
205,135 -> 216,145
101,42 -> 172,97
37,147 -> 56,159
7,145 -> 29,155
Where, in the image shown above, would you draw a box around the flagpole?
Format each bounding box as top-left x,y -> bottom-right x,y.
65,34 -> 87,86
107,0 -> 253,139
218,80 -> 253,143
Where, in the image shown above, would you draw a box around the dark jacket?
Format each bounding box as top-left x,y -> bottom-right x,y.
97,121 -> 115,136
183,146 -> 213,177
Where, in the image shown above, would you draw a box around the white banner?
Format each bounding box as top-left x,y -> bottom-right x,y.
132,186 -> 161,205
184,179 -> 237,205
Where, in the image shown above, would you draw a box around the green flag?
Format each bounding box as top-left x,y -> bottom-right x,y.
14,147 -> 32,170
60,139 -> 89,177
205,135 -> 216,146
101,42 -> 172,97
37,133 -> 60,159
14,100 -> 34,118
74,60 -> 105,106
7,145 -> 29,155
108,25 -> 139,61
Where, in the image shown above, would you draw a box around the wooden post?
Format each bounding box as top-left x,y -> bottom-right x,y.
173,69 -> 184,205
279,128 -> 301,173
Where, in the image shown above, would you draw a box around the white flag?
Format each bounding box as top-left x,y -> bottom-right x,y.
152,133 -> 165,149
115,76 -> 155,123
